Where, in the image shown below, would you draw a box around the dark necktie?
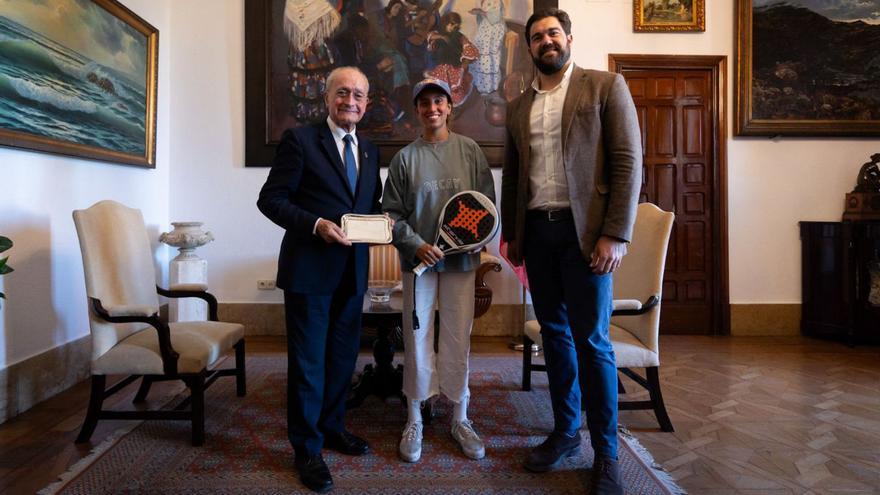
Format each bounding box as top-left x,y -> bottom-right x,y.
343,134 -> 357,193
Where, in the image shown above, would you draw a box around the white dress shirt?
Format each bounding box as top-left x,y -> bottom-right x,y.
326,116 -> 360,173
314,117 -> 361,235
528,63 -> 574,210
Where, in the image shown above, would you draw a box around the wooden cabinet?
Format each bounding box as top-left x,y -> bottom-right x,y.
800,221 -> 880,344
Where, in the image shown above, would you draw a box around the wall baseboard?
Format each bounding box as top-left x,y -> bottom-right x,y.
730,304 -> 801,336
219,303 -> 804,337
219,303 -> 286,335
0,335 -> 91,425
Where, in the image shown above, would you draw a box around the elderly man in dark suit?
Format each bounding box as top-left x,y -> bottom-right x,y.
257,66 -> 381,493
501,9 -> 641,495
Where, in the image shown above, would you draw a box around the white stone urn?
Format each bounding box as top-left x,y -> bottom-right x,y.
160,222 -> 214,322
159,222 -> 214,261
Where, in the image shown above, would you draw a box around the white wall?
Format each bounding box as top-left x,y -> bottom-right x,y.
166,0 -> 878,310
2,0 -> 879,370
166,0 -> 276,303
0,0 -> 171,368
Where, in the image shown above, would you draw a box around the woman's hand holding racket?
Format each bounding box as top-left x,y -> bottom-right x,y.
411,191 -> 499,276
416,243 -> 445,267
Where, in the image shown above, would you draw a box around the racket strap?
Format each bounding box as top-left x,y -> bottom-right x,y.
411,275 -> 420,331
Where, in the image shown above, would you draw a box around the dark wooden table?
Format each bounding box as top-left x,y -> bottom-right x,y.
347,294 -> 405,408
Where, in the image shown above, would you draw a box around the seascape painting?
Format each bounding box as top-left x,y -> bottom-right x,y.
0,0 -> 157,166
246,0 -> 556,166
736,0 -> 880,136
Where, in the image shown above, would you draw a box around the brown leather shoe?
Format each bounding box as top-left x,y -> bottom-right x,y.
523,431 -> 582,472
590,455 -> 624,495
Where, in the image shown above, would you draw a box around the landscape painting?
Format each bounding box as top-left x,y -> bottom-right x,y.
245,0 -> 557,167
736,0 -> 880,136
633,0 -> 705,32
0,0 -> 158,166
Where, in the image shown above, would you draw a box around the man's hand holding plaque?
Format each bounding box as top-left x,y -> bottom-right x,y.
341,214 -> 393,244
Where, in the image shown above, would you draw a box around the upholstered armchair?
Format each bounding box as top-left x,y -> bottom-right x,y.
72,200 -> 246,446
521,203 -> 675,431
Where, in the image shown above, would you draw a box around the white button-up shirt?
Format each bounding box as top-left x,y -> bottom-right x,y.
528,63 -> 574,210
326,116 -> 360,173
314,117 -> 361,235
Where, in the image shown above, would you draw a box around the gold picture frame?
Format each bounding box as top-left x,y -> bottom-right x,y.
0,0 -> 159,167
735,0 -> 880,137
634,0 -> 705,32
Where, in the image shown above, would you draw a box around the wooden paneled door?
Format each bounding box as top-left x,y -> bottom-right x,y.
609,55 -> 729,335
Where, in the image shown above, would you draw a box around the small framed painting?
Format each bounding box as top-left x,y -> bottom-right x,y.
634,0 -> 705,32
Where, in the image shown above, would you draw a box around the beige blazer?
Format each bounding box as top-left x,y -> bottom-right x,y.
501,65 -> 642,263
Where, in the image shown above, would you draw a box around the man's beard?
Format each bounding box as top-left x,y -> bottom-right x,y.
532,44 -> 570,75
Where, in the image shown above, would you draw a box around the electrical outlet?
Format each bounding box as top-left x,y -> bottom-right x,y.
257,279 -> 276,290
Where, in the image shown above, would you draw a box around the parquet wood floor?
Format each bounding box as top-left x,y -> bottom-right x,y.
0,336 -> 877,494
616,336 -> 880,494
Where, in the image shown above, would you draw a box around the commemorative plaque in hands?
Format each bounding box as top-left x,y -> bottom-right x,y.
341,214 -> 392,244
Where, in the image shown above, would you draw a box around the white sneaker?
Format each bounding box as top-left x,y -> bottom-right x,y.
451,420 -> 485,460
399,421 -> 423,462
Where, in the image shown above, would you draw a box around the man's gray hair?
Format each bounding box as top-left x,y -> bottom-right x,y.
325,66 -> 369,94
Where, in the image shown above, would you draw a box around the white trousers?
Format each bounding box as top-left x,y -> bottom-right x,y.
401,270 -> 476,403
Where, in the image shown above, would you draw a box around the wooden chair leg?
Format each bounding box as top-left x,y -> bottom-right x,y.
234,339 -> 246,397
522,336 -> 533,391
133,376 -> 154,403
617,375 -> 627,394
189,375 -> 206,446
646,367 -> 674,432
75,375 -> 106,444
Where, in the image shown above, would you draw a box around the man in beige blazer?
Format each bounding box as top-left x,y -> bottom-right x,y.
501,8 -> 641,494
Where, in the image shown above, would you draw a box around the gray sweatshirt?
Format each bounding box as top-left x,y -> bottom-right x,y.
382,132 -> 496,273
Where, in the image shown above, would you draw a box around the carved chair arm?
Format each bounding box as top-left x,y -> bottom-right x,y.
475,259 -> 502,289
611,295 -> 659,317
156,285 -> 219,321
90,297 -> 179,375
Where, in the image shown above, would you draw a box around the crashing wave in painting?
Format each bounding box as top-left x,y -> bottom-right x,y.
0,15 -> 146,155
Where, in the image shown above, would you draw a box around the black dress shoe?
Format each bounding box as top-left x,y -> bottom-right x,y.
324,430 -> 370,456
295,453 -> 333,493
523,431 -> 582,472
590,455 -> 624,495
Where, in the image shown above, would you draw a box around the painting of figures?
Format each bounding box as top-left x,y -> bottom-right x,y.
634,0 -> 704,32
736,0 -> 880,136
247,0 -> 556,166
0,0 -> 157,167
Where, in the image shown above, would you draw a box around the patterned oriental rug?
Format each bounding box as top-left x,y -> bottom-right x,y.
41,355 -> 685,495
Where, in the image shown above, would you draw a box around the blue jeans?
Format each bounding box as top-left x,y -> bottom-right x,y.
524,213 -> 618,458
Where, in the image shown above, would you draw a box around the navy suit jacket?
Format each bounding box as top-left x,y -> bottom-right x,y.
257,122 -> 382,294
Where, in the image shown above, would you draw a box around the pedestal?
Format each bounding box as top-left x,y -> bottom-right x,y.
160,221 -> 214,323
169,256 -> 208,322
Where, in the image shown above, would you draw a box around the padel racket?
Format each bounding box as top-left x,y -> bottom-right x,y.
412,191 -> 499,276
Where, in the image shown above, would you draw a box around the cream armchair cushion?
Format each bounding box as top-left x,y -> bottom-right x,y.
93,320 -> 244,375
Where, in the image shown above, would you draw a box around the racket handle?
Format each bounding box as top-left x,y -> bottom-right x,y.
412,261 -> 429,277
